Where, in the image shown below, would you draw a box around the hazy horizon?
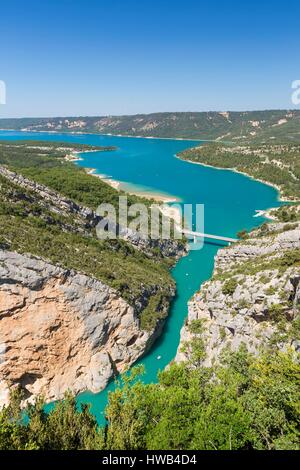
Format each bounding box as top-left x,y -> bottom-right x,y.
1,108 -> 300,121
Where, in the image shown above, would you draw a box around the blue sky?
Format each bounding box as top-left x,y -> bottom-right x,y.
1,0 -> 299,117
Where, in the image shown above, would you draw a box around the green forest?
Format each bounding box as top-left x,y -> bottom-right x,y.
1,343 -> 299,450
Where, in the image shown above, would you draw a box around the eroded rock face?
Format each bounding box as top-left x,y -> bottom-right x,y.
0,250 -> 151,407
176,224 -> 300,365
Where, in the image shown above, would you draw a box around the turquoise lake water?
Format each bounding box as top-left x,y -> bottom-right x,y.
0,131 -> 283,424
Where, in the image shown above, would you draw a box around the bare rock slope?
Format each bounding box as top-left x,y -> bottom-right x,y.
0,250 -> 152,407
176,222 -> 300,365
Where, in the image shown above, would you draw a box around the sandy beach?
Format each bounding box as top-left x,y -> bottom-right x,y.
84,166 -> 180,203
123,188 -> 179,203
85,168 -> 121,190
84,166 -> 183,227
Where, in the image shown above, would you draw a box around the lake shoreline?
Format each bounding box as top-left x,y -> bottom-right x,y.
0,128 -> 210,143
13,124 -> 293,206
176,155 -> 298,212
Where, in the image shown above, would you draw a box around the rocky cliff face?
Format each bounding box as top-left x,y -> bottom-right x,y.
176,222 -> 300,365
0,250 -> 154,407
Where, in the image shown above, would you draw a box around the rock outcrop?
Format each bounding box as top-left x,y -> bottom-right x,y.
0,250 -> 153,407
176,223 -> 300,365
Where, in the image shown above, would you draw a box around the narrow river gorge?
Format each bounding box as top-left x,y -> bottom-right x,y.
0,131 -> 283,423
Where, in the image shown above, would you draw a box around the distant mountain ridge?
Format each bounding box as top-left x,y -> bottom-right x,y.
1,110 -> 300,143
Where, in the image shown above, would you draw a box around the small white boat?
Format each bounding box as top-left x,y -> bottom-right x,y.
254,210 -> 265,218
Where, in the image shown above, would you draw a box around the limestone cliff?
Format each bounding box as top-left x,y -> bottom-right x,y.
0,250 -> 155,407
176,222 -> 300,365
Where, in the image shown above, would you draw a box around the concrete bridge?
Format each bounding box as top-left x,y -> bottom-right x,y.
181,229 -> 238,244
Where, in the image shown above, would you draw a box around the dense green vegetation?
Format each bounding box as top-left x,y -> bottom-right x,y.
0,139 -> 115,164
1,110 -> 300,142
104,347 -> 300,450
0,141 -> 153,212
0,141 -> 176,330
1,344 -> 299,450
179,142 -> 300,201
0,392 -> 103,450
0,141 -> 175,236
